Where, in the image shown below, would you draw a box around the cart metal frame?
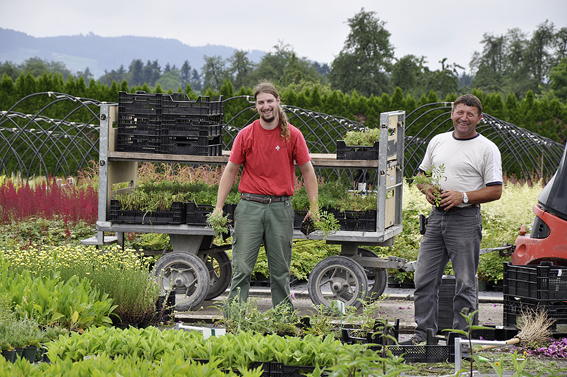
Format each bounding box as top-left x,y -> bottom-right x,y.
83,104 -> 414,311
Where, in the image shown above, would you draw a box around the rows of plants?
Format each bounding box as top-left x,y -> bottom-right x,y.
3,177 -> 567,375
0,162 -> 543,285
2,253 -> 567,376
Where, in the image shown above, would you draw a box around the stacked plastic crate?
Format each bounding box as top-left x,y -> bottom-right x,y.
503,261 -> 567,334
116,91 -> 223,156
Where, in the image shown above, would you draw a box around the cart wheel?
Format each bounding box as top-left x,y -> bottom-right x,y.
358,248 -> 388,302
308,255 -> 368,309
153,252 -> 210,311
202,250 -> 232,300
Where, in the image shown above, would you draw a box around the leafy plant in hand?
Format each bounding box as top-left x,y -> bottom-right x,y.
411,163 -> 446,207
206,211 -> 231,237
305,205 -> 340,241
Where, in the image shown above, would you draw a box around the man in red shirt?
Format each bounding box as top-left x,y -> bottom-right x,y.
214,81 -> 318,311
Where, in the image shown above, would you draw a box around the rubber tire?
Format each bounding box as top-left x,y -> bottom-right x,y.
358,248 -> 388,302
202,250 -> 233,300
153,252 -> 210,311
308,255 -> 368,309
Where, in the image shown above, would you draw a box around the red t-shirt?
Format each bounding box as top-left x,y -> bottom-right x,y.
229,119 -> 311,196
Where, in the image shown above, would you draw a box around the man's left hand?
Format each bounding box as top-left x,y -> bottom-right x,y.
438,190 -> 464,210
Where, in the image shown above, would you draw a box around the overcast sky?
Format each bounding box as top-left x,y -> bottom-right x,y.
1,0 -> 566,73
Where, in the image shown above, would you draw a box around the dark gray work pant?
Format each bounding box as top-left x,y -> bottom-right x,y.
413,205 -> 482,340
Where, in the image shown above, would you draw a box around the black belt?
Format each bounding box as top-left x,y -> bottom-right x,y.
240,193 -> 290,204
434,204 -> 480,212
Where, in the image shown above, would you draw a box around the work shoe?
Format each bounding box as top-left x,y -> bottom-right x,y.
398,336 -> 426,345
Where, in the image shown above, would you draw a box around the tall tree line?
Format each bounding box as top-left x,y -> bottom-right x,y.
2,69 -> 566,145
470,20 -> 567,98
1,9 -> 565,103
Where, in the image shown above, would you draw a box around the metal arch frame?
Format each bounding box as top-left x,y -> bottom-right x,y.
1,93 -> 564,182
0,112 -> 100,177
404,102 -> 565,181
0,92 -> 108,178
221,98 -> 370,183
221,95 -> 366,153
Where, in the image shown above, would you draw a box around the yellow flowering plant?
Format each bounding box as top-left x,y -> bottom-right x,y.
2,244 -> 160,327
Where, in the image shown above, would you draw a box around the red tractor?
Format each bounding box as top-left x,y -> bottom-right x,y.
512,142 -> 567,266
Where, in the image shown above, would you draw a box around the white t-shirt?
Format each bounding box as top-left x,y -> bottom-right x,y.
419,131 -> 502,197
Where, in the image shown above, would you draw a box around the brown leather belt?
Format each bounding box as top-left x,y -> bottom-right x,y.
241,193 -> 290,204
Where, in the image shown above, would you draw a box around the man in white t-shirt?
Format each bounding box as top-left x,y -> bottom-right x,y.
402,94 -> 503,344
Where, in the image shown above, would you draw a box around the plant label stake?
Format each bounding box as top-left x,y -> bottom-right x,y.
334,300 -> 346,332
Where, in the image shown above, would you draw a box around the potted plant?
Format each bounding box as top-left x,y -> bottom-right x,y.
1,340 -> 16,363
336,128 -> 381,160
343,128 -> 381,146
0,304 -> 17,363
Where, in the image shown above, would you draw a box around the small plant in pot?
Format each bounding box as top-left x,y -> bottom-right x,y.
411,163 -> 446,207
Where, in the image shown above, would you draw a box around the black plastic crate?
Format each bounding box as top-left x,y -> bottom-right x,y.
504,262 -> 567,302
503,296 -> 567,333
117,118 -> 161,135
160,137 -> 222,156
249,362 -> 321,377
160,119 -> 222,138
118,91 -> 162,118
186,202 -> 214,226
336,140 -> 379,160
161,94 -> 223,116
116,132 -> 162,153
335,210 -> 377,231
336,139 -> 396,160
384,345 -> 450,364
117,92 -> 224,154
110,200 -> 186,225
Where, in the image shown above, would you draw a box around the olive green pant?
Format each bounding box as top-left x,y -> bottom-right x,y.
226,197 -> 294,310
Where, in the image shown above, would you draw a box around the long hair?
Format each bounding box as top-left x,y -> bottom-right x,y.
254,81 -> 290,141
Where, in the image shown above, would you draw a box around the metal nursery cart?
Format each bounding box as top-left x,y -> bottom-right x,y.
83,102 -> 415,311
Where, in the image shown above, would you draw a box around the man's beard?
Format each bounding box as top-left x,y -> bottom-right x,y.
260,109 -> 277,123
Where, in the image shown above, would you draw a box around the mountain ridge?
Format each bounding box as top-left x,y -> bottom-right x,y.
0,28 -> 266,78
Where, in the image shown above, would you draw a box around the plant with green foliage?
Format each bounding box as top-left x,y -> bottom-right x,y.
0,350 -> 262,376
2,244 -> 159,327
214,296 -> 300,336
206,211 -> 230,237
0,259 -> 116,331
325,342 -> 407,377
343,127 -> 380,146
411,163 -> 446,206
444,309 -> 492,377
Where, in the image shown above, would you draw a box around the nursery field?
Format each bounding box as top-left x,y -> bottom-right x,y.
2,169 -> 567,376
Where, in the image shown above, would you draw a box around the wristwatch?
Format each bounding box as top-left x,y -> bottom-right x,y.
463,192 -> 469,204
